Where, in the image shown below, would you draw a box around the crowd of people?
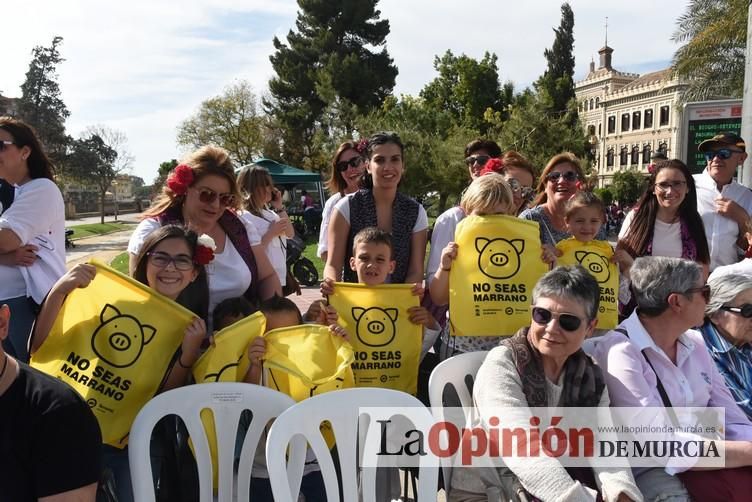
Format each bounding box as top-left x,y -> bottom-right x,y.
4,112 -> 752,502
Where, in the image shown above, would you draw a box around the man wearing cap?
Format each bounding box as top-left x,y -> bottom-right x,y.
694,132 -> 752,270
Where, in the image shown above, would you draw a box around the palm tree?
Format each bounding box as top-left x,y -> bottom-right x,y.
672,0 -> 748,101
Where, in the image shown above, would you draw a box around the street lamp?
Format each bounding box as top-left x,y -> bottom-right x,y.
111,180 -> 118,221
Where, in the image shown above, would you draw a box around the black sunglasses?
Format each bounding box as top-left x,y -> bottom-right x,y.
704,149 -> 743,161
531,306 -> 584,332
546,171 -> 579,183
465,155 -> 491,167
0,140 -> 15,152
721,304 -> 752,318
672,285 -> 711,303
336,156 -> 364,172
192,187 -> 236,207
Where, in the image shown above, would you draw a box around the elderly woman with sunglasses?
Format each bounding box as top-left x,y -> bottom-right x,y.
317,140 -> 366,262
520,153 -> 606,264
594,257 -> 752,501
0,117 -> 66,364
128,145 -> 281,320
450,265 -> 641,502
700,273 -> 752,420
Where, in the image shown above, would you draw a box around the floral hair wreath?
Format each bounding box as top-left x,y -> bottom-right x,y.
167,164 -> 194,196
355,138 -> 369,155
194,234 -> 216,266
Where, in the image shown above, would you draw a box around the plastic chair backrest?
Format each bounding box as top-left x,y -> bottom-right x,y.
265,387 -> 439,502
128,383 -> 296,502
427,351 -> 488,491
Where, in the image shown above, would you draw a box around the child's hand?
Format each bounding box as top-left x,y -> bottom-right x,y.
411,282 -> 425,299
407,306 -> 439,330
439,242 -> 459,272
328,324 -> 350,342
317,304 -> 338,326
247,336 -> 266,366
13,244 -> 39,267
541,244 -> 561,267
303,299 -> 324,322
612,248 -> 634,277
54,263 -> 97,296
180,317 -> 206,367
320,278 -> 335,297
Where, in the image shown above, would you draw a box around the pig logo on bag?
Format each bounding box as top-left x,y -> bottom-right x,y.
351,307 -> 398,347
475,237 -> 524,280
204,356 -> 243,382
574,250 -> 610,283
91,304 -> 156,368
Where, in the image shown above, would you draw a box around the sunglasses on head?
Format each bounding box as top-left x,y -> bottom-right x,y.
704,149 -> 742,161
147,251 -> 195,271
336,156 -> 364,172
546,171 -> 579,183
531,306 -> 584,332
0,140 -> 16,152
721,304 -> 752,318
672,285 -> 711,303
465,155 -> 491,167
193,187 -> 236,207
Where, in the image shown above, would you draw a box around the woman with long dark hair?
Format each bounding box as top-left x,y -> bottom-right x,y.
0,117 -> 66,363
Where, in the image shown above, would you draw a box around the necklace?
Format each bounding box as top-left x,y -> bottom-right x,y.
0,353 -> 8,381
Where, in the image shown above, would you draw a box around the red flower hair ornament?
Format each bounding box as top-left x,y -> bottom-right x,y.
479,158 -> 505,176
355,138 -> 369,155
167,164 -> 194,196
194,234 -> 216,266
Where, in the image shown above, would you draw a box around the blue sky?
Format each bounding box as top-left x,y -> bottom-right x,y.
2,0 -> 689,184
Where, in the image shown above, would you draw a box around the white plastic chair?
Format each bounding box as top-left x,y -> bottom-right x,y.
129,382 -> 296,502
428,350 -> 488,491
265,387 -> 440,502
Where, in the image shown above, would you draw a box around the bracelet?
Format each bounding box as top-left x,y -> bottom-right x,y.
273,207 -> 286,214
441,266 -> 451,272
177,354 -> 193,369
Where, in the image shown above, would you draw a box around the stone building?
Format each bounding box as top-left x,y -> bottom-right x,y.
575,44 -> 687,187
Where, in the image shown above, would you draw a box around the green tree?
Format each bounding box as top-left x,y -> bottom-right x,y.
265,0 -> 397,166
594,187 -> 614,206
152,159 -> 178,194
177,81 -> 267,166
610,170 -> 647,205
68,134 -> 119,224
672,0 -> 748,101
420,50 -> 507,134
18,36 -> 70,169
535,3 -> 576,117
498,88 -> 587,171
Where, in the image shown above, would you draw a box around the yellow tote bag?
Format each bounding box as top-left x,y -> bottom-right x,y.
449,215 -> 548,337
30,260 -> 195,448
556,238 -> 619,329
192,311 -> 266,383
329,283 -> 421,395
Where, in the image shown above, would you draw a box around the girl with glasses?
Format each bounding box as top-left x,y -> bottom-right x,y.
30,224 -> 211,502
317,141 -> 365,263
129,146 -> 282,321
0,117 -> 66,364
618,159 -> 709,318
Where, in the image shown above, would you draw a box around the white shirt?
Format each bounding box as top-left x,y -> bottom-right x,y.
332,195 -> 428,232
694,170 -> 752,270
128,217 -> 259,316
240,209 -> 286,286
0,178 -> 66,303
619,210 -> 682,259
317,192 -> 344,259
425,206 -> 465,285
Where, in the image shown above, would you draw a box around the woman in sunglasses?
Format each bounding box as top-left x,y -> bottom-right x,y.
129,145 -> 282,321
594,257 -> 752,501
701,274 -> 752,420
317,140 -> 365,262
0,117 -> 66,364
617,160 -> 709,318
450,266 -> 641,501
520,153 -> 605,264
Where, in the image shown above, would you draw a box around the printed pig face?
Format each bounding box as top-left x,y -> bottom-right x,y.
351,307 -> 398,347
91,304 -> 156,368
575,250 -> 610,283
475,237 -> 524,280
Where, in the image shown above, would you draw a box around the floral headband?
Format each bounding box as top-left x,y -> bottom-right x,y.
167,164 -> 194,196
194,234 -> 216,266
